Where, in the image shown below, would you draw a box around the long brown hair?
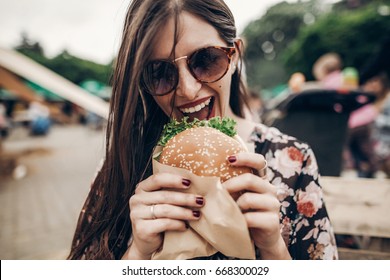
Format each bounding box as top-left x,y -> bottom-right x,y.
68,0 -> 248,259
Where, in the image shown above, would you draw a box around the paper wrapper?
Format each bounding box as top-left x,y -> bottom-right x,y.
151,146 -> 255,260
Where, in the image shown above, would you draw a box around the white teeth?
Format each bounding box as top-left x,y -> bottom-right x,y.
180,98 -> 211,114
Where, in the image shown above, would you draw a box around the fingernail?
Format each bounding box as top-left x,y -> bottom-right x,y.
196,197 -> 204,205
193,210 -> 201,218
228,155 -> 236,163
182,179 -> 191,187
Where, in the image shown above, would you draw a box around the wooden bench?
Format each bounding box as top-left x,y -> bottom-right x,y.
321,176 -> 390,260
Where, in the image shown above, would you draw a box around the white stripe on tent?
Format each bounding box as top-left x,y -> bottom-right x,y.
0,47 -> 109,119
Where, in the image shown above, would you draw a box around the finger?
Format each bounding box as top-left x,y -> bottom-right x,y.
136,173 -> 191,193
223,173 -> 276,195
228,152 -> 267,171
243,211 -> 280,230
130,190 -> 205,208
236,192 -> 280,212
142,204 -> 202,220
135,218 -> 188,236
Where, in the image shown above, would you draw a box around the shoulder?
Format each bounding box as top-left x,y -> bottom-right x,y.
250,123 -> 311,153
250,123 -> 320,181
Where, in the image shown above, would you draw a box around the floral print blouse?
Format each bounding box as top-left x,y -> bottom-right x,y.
196,123 -> 339,260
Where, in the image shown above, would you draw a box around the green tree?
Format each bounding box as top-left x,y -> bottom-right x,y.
283,1 -> 390,80
13,33 -> 114,86
14,32 -> 48,66
242,0 -> 326,91
47,50 -> 112,85
333,0 -> 382,11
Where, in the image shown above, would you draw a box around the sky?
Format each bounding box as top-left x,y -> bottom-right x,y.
0,0 -> 336,65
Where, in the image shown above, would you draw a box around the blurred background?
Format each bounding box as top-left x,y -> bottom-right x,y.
0,0 -> 389,259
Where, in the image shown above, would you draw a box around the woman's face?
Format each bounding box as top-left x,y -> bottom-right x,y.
149,11 -> 237,121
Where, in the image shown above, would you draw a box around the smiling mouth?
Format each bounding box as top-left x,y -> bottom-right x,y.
179,97 -> 215,121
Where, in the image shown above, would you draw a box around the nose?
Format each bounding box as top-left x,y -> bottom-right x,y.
174,59 -> 201,100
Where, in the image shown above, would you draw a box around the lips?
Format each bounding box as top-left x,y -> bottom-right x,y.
180,98 -> 211,114
178,97 -> 215,121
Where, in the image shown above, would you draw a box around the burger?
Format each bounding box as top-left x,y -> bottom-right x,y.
157,117 -> 252,183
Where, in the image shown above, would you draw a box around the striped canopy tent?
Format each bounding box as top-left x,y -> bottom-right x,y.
0,47 -> 109,120
79,80 -> 111,101
25,80 -> 65,102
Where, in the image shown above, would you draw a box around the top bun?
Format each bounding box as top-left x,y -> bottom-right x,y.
159,126 -> 252,182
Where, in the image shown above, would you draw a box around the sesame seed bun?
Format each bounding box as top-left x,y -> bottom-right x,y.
159,126 -> 252,182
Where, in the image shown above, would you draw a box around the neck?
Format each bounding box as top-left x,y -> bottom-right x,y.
226,107 -> 257,142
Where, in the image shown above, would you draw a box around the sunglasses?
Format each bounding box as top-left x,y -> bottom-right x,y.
141,46 -> 236,96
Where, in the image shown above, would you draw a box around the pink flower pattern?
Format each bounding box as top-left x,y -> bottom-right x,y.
252,124 -> 338,260
196,124 -> 339,260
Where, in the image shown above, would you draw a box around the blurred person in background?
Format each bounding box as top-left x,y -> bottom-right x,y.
374,91 -> 390,178
28,101 -> 51,136
347,72 -> 390,178
288,72 -> 306,94
312,52 -> 359,91
0,103 -> 10,138
312,53 -> 344,89
346,35 -> 390,178
370,73 -> 390,178
67,0 -> 338,260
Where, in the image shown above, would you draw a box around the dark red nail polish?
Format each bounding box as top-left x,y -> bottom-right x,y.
193,211 -> 201,218
196,197 -> 204,205
182,179 -> 191,187
228,155 -> 237,163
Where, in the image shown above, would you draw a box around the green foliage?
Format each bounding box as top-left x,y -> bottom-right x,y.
332,0 -> 386,11
242,0 -> 390,92
13,33 -> 113,86
283,2 -> 390,80
46,51 -> 112,85
15,33 -> 48,68
242,0 -> 324,90
245,57 -> 288,93
15,32 -> 45,56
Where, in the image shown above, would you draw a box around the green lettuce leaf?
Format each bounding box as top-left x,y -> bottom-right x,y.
157,116 -> 237,147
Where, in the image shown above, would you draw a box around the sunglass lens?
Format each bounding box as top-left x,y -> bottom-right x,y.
189,47 -> 229,83
143,61 -> 177,95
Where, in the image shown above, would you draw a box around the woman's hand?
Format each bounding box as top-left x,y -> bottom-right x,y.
224,152 -> 291,260
123,173 -> 205,260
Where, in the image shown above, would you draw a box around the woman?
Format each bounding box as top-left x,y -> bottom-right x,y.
68,0 -> 338,260
347,72 -> 390,178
